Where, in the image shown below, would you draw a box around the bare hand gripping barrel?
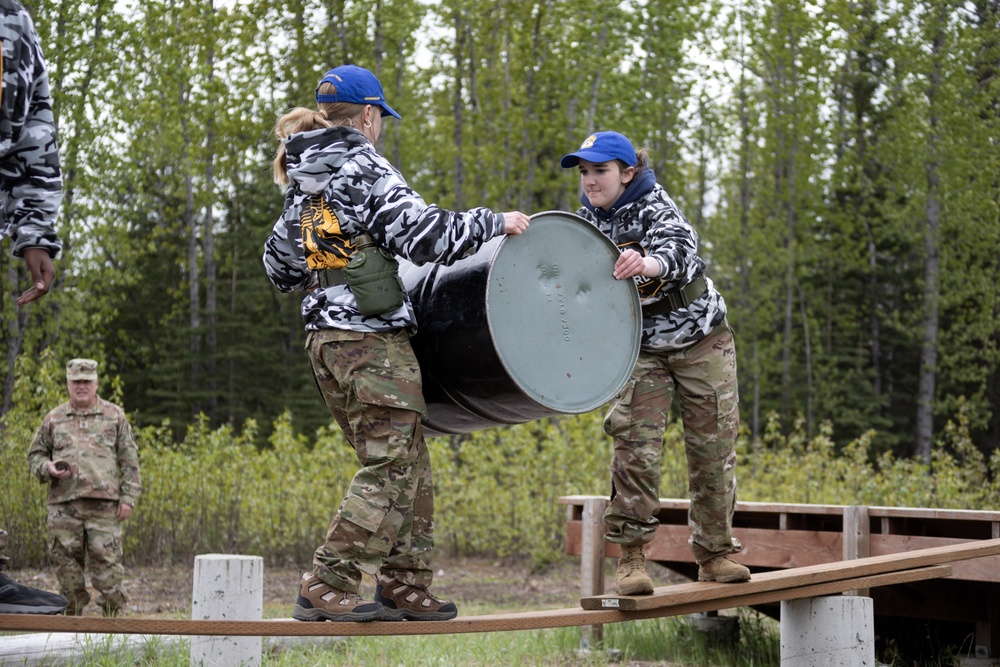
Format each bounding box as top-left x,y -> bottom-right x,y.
400,211 -> 641,437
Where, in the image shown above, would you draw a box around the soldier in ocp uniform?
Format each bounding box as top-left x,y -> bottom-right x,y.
27,359 -> 141,616
561,132 -> 751,595
264,64 -> 529,622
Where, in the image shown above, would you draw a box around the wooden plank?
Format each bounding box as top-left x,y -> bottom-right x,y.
598,566 -> 951,614
581,538 -> 1000,611
644,526 -> 844,569
872,535 -> 1000,582
730,528 -> 842,569
562,497 -> 1000,524
559,496 -> 847,516
0,567 -> 951,637
580,496 -> 608,644
580,498 -> 608,597
843,505 -> 871,596
868,506 -> 1000,522
567,522 -> 845,570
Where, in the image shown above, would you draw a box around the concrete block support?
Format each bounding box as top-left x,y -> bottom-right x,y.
190,554 -> 263,667
780,596 -> 874,667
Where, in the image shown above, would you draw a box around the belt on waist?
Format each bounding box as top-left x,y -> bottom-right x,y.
641,275 -> 708,317
317,268 -> 347,288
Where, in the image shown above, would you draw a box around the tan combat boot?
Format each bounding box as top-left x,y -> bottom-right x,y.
698,555 -> 751,583
616,544 -> 654,595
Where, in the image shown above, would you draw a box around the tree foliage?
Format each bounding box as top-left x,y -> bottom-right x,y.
0,0 -> 998,461
2,359 -> 995,568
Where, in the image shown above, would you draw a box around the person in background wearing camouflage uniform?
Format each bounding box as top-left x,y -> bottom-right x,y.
264,64 -> 529,622
0,0 -> 67,616
561,131 -> 750,595
27,359 -> 141,616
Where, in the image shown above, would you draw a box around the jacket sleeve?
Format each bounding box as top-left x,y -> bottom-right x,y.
262,189 -> 313,293
26,418 -> 52,481
352,156 -> 504,266
643,196 -> 700,282
115,413 -> 141,507
0,8 -> 62,258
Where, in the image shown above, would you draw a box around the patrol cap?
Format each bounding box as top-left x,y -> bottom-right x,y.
560,131 -> 638,168
316,65 -> 402,120
66,358 -> 98,381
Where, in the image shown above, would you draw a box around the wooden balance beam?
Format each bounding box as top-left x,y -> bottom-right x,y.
0,566 -> 952,636
582,537 -> 1000,611
8,543 -> 996,637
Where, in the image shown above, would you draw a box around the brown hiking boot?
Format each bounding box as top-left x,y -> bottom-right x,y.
292,573 -> 384,622
616,544 -> 654,595
698,555 -> 751,583
374,575 -> 458,621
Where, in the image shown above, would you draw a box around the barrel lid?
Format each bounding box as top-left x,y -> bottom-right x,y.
485,210 -> 641,414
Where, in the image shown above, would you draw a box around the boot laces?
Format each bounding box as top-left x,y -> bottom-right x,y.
622,547 -> 645,574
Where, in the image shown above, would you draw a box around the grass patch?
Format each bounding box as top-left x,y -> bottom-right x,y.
3,610 -> 780,667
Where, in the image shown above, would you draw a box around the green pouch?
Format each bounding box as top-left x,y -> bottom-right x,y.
342,243 -> 405,316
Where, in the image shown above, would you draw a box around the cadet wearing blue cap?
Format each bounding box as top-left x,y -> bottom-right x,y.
264,64 -> 530,622
561,131 -> 751,594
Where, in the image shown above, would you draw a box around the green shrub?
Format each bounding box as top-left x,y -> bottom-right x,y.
2,353 -> 997,569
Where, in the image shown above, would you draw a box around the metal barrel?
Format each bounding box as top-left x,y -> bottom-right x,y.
399,210 -> 641,437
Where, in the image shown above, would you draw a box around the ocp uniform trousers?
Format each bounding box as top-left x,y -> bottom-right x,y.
47,498 -> 126,609
307,328 -> 434,593
603,322 -> 743,562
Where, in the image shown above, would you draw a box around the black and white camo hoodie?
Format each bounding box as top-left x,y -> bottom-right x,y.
575,169 -> 727,352
263,125 -> 505,333
0,0 -> 62,259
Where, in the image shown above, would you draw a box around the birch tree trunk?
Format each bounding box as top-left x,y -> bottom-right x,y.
202,0 -> 218,419
915,18 -> 944,462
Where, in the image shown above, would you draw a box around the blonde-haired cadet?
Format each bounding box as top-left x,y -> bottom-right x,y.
264,64 -> 530,622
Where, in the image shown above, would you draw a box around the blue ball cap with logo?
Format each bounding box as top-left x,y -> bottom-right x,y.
560,131 -> 637,168
316,65 -> 402,120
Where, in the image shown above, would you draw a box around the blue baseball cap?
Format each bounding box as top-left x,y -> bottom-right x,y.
316,65 -> 402,120
560,131 -> 637,168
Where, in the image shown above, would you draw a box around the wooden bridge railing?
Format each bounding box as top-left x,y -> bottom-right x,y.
559,495 -> 1000,657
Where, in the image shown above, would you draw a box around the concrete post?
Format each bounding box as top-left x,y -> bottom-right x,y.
780,596 -> 874,667
190,554 -> 263,667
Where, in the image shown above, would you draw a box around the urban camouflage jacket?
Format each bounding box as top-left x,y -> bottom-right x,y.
0,0 -> 61,258
263,126 -> 504,332
575,169 -> 727,352
27,398 -> 141,507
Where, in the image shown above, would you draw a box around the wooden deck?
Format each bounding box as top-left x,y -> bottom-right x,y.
560,496 -> 1000,656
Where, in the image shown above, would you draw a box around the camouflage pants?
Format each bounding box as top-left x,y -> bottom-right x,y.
307,328 -> 434,593
47,499 -> 127,611
603,321 -> 742,563
0,528 -> 7,570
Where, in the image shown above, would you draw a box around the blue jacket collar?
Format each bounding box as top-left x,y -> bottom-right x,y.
581,169 -> 657,221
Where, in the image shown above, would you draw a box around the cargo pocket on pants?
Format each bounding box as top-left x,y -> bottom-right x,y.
338,492 -> 390,535
604,378 -> 638,440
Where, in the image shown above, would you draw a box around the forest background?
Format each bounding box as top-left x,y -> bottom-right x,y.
0,0 -> 998,567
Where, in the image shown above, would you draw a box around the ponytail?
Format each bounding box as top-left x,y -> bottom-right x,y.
272,108 -> 333,185
272,81 -> 368,186
633,148 -> 651,175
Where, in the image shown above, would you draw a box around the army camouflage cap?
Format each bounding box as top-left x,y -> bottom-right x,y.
66,358 -> 98,381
